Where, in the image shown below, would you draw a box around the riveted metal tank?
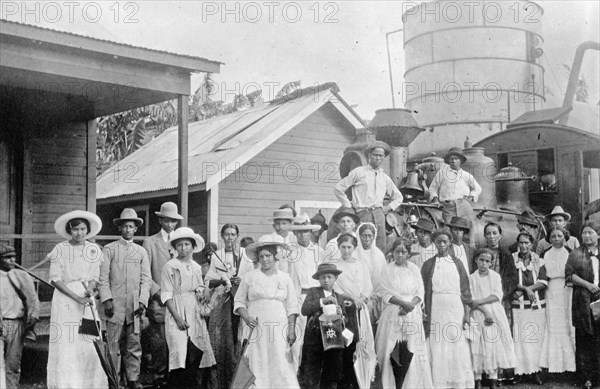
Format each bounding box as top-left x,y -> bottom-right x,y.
462,147 -> 497,208
494,164 -> 533,211
402,0 -> 545,157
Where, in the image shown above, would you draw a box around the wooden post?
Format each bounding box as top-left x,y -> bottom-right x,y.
207,185 -> 219,243
178,95 -> 189,225
87,119 -> 97,214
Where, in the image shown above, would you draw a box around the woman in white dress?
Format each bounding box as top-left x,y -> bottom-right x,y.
162,227 -> 215,389
332,233 -> 375,389
46,210 -> 108,389
511,232 -> 547,384
234,242 -> 300,389
470,248 -> 517,389
356,223 -> 387,323
540,227 -> 576,373
421,228 -> 474,389
375,238 -> 433,388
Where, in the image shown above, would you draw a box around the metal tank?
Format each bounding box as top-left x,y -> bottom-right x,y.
402,0 -> 545,157
462,145 -> 497,208
494,164 -> 533,211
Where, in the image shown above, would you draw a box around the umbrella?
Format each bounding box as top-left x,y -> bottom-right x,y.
353,305 -> 377,389
390,341 -> 413,388
230,327 -> 256,389
89,302 -> 120,389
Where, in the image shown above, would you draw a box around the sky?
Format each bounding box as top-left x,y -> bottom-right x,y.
1,0 -> 599,120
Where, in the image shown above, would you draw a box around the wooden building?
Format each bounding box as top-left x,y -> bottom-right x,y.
0,20 -> 220,314
96,83 -> 364,242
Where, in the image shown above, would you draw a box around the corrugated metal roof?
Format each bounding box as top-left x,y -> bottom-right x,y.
0,19 -> 223,66
97,84 -> 359,200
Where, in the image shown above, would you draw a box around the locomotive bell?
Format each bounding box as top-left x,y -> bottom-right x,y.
494,164 -> 535,211
400,170 -> 425,199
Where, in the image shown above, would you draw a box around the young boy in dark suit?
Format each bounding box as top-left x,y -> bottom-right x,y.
299,263 -> 347,389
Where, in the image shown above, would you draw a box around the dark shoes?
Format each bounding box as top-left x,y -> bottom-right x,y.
475,379 -> 482,389
533,372 -> 544,386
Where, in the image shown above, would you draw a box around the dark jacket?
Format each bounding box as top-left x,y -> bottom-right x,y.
565,246 -> 600,335
301,287 -> 347,348
421,254 -> 472,338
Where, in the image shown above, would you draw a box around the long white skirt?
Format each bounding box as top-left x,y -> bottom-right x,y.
376,303 -> 433,388
47,281 -> 108,389
512,307 -> 546,375
539,279 -> 576,372
241,299 -> 299,389
428,294 -> 474,388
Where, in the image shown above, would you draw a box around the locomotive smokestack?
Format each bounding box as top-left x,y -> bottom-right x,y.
370,108 -> 424,187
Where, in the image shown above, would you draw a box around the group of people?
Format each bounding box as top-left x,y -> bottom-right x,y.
0,140 -> 599,389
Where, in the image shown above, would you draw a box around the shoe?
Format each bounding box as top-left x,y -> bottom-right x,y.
489,379 -> 498,389
128,381 -> 143,389
475,379 -> 482,389
534,373 -> 543,386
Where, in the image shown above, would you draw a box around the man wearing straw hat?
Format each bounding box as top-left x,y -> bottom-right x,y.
334,141 -> 404,252
259,208 -> 298,245
99,208 -> 152,389
0,244 -> 39,389
285,213 -> 324,373
429,147 -> 482,224
536,205 -> 581,255
142,202 -> 182,388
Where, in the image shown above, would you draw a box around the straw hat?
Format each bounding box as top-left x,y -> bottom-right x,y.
155,202 -> 183,220
168,227 -> 205,253
287,213 -> 321,232
54,210 -> 102,240
113,208 -> 144,226
545,205 -> 571,222
245,242 -> 290,262
268,208 -> 295,221
444,147 -> 467,164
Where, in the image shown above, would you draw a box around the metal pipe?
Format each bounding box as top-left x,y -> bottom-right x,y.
559,41 -> 600,125
386,28 -> 404,108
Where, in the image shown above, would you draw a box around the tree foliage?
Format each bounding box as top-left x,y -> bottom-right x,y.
96,73 -> 267,176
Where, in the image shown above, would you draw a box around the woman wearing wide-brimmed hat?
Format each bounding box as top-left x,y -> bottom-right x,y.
46,210 -> 108,389
161,227 -> 215,388
233,242 -> 300,388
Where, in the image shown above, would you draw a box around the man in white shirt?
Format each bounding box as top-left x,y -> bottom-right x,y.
285,213 -> 324,371
410,219 -> 437,269
429,147 -> 482,224
334,141 -> 403,252
258,208 -> 298,245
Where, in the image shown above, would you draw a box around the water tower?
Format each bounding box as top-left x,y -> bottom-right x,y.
402,0 -> 545,158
